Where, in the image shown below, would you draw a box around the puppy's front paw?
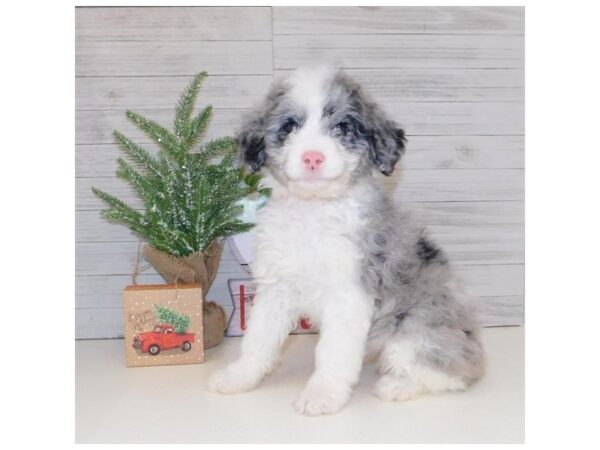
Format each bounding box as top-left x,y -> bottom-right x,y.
294,377 -> 351,416
208,363 -> 262,395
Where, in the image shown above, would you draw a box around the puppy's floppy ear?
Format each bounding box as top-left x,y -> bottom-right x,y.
236,79 -> 287,172
365,107 -> 406,176
236,113 -> 267,172
342,74 -> 406,176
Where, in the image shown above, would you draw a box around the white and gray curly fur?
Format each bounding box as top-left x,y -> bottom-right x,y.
209,67 -> 485,415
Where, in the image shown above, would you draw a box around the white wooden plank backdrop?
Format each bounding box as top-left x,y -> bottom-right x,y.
75,6 -> 525,339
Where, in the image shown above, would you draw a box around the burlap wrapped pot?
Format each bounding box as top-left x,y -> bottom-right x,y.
142,241 -> 227,349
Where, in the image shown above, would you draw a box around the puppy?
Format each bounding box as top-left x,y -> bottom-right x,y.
209,67 -> 485,416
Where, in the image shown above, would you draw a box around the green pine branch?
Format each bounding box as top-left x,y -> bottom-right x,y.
196,136 -> 237,165
91,187 -> 148,235
113,130 -> 162,179
174,71 -> 207,139
125,110 -> 181,160
91,72 -> 255,258
183,105 -> 212,148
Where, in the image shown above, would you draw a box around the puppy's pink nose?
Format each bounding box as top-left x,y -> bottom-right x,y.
302,151 -> 325,171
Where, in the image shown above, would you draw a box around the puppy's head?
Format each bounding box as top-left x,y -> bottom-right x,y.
236,67 -> 406,198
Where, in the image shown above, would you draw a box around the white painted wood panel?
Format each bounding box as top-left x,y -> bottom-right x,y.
75,108 -> 245,145
384,168 -> 524,202
77,274 -> 165,309
76,263 -> 524,311
76,136 -> 523,178
319,68 -> 524,103
76,255 -> 248,306
76,227 -> 522,269
413,201 -> 524,226
76,218 -> 522,276
479,296 -> 523,326
75,6 -> 525,338
401,135 -> 524,169
76,293 -> 523,339
77,201 -> 523,243
76,269 -> 246,312
76,240 -> 247,277
76,40 -> 273,76
388,102 -> 523,135
75,228 -> 522,275
76,102 -> 522,147
76,7 -> 272,42
273,6 -> 524,35
76,75 -> 273,111
76,169 -> 523,211
77,69 -> 523,111
274,34 -> 524,70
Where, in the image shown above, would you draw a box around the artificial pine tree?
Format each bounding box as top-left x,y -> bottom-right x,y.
94,72 -> 251,349
92,71 -> 253,259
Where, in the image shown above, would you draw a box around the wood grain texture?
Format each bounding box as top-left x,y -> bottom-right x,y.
77,201 -> 523,242
76,136 -> 524,178
76,239 -> 247,277
76,75 -> 273,111
273,6 -> 524,35
75,6 -> 525,338
76,40 -> 273,76
76,270 -> 246,311
75,223 -> 522,276
402,135 -> 524,169
274,34 -> 524,70
76,203 -> 523,267
77,169 -> 523,211
78,69 -> 523,111
76,101 -> 522,147
383,168 -> 524,202
76,263 -> 523,311
322,68 -> 524,102
76,244 -> 249,312
387,102 -> 523,135
76,108 -> 246,145
76,7 -> 272,42
76,293 -> 523,339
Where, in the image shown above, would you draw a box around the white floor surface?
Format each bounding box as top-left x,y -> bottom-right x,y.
76,326 -> 524,443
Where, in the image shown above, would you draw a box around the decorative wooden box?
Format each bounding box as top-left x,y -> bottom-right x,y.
123,284 -> 204,367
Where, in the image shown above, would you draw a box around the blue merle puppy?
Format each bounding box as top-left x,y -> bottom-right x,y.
208,67 -> 486,416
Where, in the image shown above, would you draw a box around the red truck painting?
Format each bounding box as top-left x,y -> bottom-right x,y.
132,324 -> 196,356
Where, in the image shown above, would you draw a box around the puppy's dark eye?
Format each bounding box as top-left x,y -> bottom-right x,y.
335,121 -> 352,134
280,118 -> 299,135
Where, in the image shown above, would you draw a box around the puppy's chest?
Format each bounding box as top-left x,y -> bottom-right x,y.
254,198 -> 365,276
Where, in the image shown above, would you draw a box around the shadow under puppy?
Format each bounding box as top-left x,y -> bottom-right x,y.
209,67 -> 485,416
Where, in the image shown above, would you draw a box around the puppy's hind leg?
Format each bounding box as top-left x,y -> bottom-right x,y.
373,330 -> 483,402
208,283 -> 297,395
